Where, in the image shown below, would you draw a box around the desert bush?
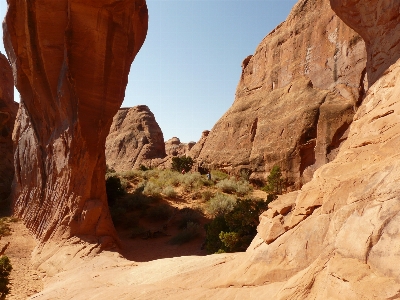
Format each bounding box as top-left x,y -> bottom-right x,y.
239,169 -> 251,181
235,180 -> 253,197
171,155 -> 194,173
211,170 -> 229,181
0,255 -> 12,298
205,193 -> 236,217
0,219 -> 11,238
146,204 -> 173,221
162,186 -> 177,198
216,179 -> 237,194
143,181 -> 162,197
181,172 -> 204,191
168,221 -> 200,245
202,190 -> 214,201
205,199 -> 269,254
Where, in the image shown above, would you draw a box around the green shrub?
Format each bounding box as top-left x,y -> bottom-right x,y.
0,219 -> 11,238
181,172 -> 204,191
205,193 -> 236,217
202,190 -> 214,201
169,221 -> 200,245
143,181 -> 162,197
216,179 -> 237,194
163,186 -> 177,198
172,156 -> 194,173
235,180 -> 253,197
262,165 -> 284,196
204,199 -> 269,254
0,255 -> 12,298
211,170 -> 229,181
204,215 -> 229,253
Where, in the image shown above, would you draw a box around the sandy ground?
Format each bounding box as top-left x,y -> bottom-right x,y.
3,221 -> 44,300
3,188 -> 268,299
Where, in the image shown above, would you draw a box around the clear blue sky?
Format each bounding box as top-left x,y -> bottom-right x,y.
0,0 -> 297,143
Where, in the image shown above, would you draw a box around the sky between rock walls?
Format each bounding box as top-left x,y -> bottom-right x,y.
0,0 -> 297,143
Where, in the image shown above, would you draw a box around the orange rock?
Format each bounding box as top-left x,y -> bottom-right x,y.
4,0 -> 148,245
193,0 -> 367,190
106,105 -> 166,172
0,53 -> 18,201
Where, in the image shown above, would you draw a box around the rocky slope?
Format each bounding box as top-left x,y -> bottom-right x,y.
30,0 -> 400,298
106,105 -> 166,172
0,53 -> 17,203
191,0 -> 367,190
4,0 -> 148,246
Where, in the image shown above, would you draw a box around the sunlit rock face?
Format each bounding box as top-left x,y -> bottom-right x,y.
0,53 -> 17,202
192,0 -> 367,191
106,105 -> 166,172
3,0 -> 148,246
331,0 -> 400,86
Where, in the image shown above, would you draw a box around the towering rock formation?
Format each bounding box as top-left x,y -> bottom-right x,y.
3,0 -> 148,246
106,105 -> 166,172
21,0 -> 400,298
193,0 -> 367,190
0,53 -> 17,203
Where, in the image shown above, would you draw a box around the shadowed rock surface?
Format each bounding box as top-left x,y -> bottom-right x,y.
0,52 -> 17,203
192,0 -> 367,190
4,0 -> 148,246
106,105 -> 166,172
29,0 -> 400,298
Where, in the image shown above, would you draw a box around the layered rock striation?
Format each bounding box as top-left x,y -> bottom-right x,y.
24,0 -> 400,298
4,0 -> 148,245
0,53 -> 17,202
106,105 -> 166,172
193,0 -> 367,190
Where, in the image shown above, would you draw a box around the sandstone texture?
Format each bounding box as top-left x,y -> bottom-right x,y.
4,0 -> 148,246
193,0 -> 367,190
29,0 -> 400,298
165,137 -> 195,157
106,105 -> 166,172
0,52 -> 17,202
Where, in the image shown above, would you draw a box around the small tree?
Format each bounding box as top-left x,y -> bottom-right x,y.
0,255 -> 12,299
262,165 -> 284,198
171,156 -> 194,173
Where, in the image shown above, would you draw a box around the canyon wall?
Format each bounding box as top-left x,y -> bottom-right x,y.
191,0 -> 367,190
0,53 -> 17,203
106,105 -> 166,172
3,0 -> 148,246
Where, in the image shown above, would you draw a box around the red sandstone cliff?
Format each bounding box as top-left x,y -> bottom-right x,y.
0,52 -> 17,203
106,105 -> 166,172
19,0 -> 400,298
3,0 -> 148,246
192,0 -> 367,190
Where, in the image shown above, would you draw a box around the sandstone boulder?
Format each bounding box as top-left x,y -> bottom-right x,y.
193,0 -> 367,190
4,0 -> 148,246
165,137 -> 195,157
106,105 -> 166,172
0,53 -> 17,203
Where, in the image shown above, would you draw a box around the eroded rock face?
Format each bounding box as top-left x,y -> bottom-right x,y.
106,105 -> 166,172
194,0 -> 367,190
4,0 -> 148,245
0,53 -> 17,202
165,137 -> 195,157
331,0 -> 400,86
